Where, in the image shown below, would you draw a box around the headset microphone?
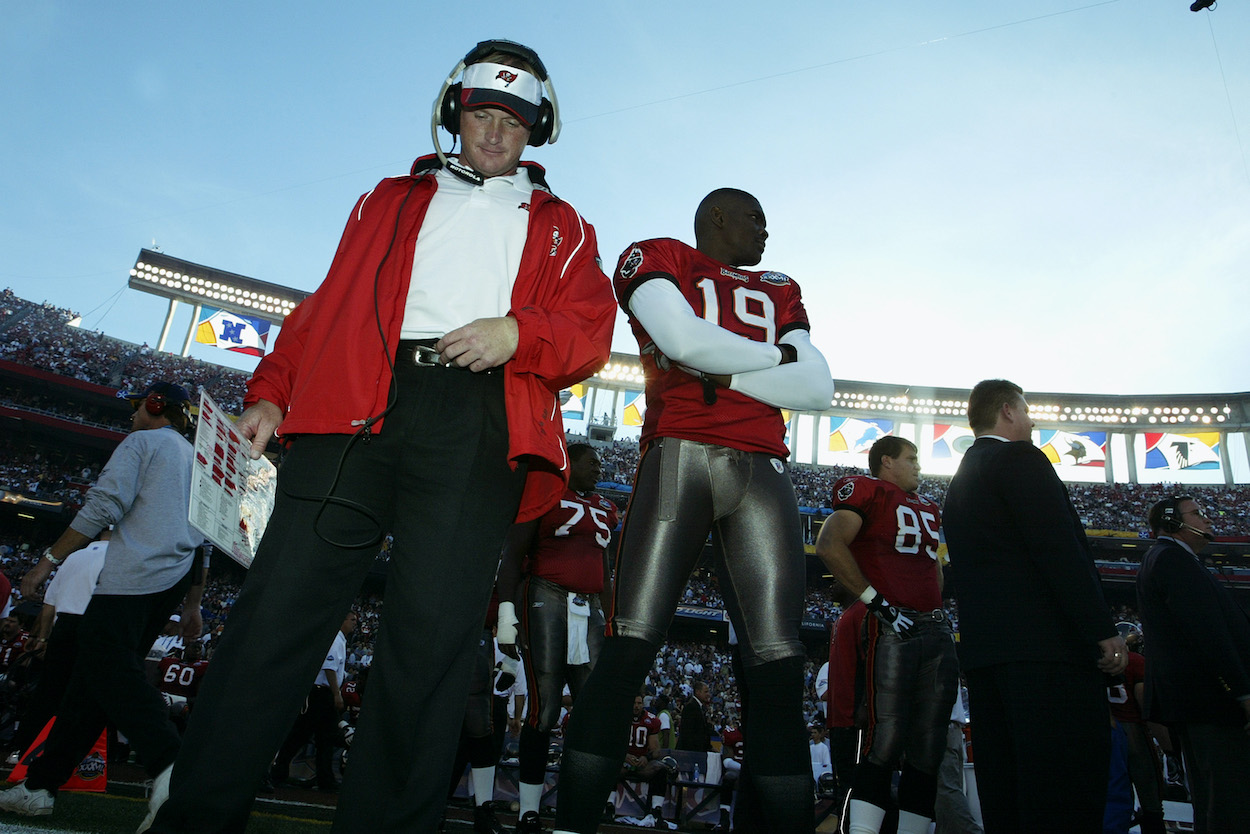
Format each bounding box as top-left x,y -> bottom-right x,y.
1182,522 -> 1216,542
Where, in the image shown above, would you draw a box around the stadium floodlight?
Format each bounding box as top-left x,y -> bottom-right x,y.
593,358 -> 647,387
128,249 -> 309,326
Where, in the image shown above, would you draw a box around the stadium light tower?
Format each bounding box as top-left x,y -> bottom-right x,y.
128,249 -> 310,355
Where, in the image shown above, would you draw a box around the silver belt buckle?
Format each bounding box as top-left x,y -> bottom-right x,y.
413,345 -> 444,367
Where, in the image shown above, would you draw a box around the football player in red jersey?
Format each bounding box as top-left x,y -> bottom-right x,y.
158,642 -> 209,702
497,444 -> 617,832
617,694 -> 667,822
1106,626 -> 1164,834
557,189 -> 833,834
158,642 -> 209,733
717,711 -> 745,830
826,600 -> 867,812
814,436 -> 959,834
0,615 -> 29,673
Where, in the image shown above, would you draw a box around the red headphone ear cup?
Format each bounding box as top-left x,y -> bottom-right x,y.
145,395 -> 167,415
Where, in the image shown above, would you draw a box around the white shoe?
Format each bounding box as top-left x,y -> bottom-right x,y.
0,781 -> 54,816
136,764 -> 172,833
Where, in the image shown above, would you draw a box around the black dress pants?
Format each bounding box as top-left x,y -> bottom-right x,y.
26,577 -> 190,792
150,362 -> 524,834
965,661 -> 1109,834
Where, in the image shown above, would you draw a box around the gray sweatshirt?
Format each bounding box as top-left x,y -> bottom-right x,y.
71,425 -> 198,595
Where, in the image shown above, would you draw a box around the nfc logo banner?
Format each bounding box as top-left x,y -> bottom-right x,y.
195,307 -> 272,357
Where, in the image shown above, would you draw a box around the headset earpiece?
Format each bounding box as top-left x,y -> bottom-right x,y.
1161,501 -> 1184,532
527,99 -> 554,147
440,82 -> 463,137
145,394 -> 167,416
1152,497 -> 1186,534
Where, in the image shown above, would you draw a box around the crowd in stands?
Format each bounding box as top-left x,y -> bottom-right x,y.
0,284 -> 1238,748
0,289 -> 249,412
8,286 -> 1250,537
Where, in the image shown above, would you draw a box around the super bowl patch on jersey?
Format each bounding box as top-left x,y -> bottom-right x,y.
760,271 -> 791,285
620,246 -> 644,280
771,458 -> 785,474
837,481 -> 855,501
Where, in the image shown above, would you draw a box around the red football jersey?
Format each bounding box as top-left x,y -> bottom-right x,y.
1108,651 -> 1146,724
614,238 -> 810,458
721,725 -> 745,763
529,488 -> 618,593
828,602 -> 866,728
628,710 -> 662,757
158,657 -> 209,698
832,475 -> 942,612
0,633 -> 28,670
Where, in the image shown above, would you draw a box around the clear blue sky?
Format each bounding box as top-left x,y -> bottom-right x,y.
2,1 -> 1246,395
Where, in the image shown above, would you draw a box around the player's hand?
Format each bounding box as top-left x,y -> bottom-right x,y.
1096,635 -> 1129,675
437,316 -> 518,371
236,399 -> 284,460
21,559 -> 54,600
180,607 -> 204,643
863,589 -> 918,639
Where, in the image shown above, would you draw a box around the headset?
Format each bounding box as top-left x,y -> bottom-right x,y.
130,390 -> 193,427
1150,495 -> 1214,541
143,393 -> 168,416
430,39 -> 562,169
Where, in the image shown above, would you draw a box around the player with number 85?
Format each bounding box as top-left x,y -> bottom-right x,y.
815,436 -> 960,834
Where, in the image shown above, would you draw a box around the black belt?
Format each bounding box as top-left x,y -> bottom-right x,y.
395,339 -> 496,374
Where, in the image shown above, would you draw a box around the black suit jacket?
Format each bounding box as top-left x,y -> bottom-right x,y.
676,699 -> 712,752
1138,537 -> 1250,725
943,437 -> 1116,670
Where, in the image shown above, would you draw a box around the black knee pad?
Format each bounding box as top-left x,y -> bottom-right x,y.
740,655 -> 807,776
519,724 -> 551,784
566,636 -> 659,754
897,761 -> 937,819
851,759 -> 892,811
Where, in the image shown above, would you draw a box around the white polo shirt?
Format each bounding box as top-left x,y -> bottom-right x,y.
401,164 -> 535,339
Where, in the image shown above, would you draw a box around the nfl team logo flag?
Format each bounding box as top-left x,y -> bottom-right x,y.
195,307 -> 271,357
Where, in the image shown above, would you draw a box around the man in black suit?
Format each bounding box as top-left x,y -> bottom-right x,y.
943,379 -> 1127,834
677,681 -> 713,752
1138,496 -> 1250,834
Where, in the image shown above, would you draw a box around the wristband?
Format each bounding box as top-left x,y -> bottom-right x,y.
42,547 -> 63,567
778,343 -> 798,365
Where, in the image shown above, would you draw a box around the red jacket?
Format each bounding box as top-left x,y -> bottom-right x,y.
244,156 -> 616,521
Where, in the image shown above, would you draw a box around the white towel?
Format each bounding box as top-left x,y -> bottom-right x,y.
567,593 -> 591,665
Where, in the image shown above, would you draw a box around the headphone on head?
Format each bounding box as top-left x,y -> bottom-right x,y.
132,391 -> 192,427
1153,497 -> 1186,533
431,39 -> 562,165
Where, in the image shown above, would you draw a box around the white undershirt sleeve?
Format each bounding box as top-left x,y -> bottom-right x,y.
627,279 -> 783,375
725,329 -> 834,411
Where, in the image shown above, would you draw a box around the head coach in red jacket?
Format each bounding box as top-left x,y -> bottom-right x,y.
146,39 -> 616,834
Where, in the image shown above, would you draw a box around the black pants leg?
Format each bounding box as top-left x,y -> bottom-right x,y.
26,578 -> 190,792
151,365 -> 523,834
